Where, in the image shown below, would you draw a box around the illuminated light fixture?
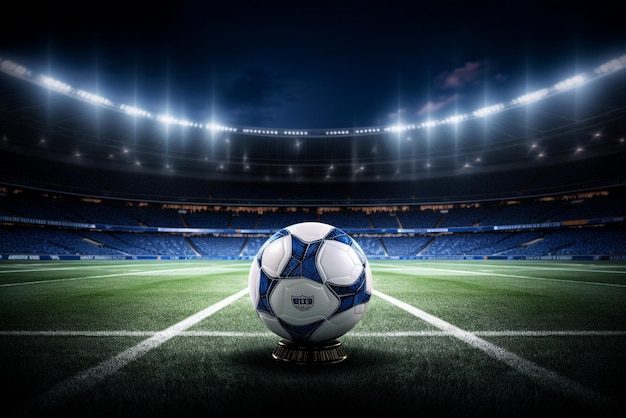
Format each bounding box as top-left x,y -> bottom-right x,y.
386,123 -> 421,132
157,114 -> 177,124
554,75 -> 585,91
442,114 -> 468,124
0,60 -> 31,77
512,88 -> 549,105
76,90 -> 114,106
354,128 -> 381,134
473,103 -> 505,117
206,124 -> 237,132
120,104 -> 152,118
39,75 -> 72,93
595,54 -> 626,74
241,128 -> 281,135
156,115 -> 195,127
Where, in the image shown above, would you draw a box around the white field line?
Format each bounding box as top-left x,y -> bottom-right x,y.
15,288 -> 249,416
0,262 -> 247,275
372,261 -> 626,275
371,264 -> 626,288
0,265 -> 241,288
373,289 -> 623,409
2,330 -> 626,337
0,263 -> 168,274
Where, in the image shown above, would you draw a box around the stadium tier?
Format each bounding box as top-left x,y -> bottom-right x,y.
0,186 -> 624,259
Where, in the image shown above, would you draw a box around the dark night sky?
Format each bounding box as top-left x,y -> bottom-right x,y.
2,1 -> 625,130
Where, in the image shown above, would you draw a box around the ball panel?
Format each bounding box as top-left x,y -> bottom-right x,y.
282,236 -> 324,284
268,278 -> 339,325
317,239 -> 363,286
287,221 -> 334,242
257,311 -> 292,341
255,268 -> 280,316
247,257 -> 261,307
260,234 -> 291,277
364,262 -> 373,293
278,318 -> 327,342
311,309 -> 365,342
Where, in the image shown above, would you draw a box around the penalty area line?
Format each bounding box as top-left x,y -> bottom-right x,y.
373,289 -> 624,410
13,288 -> 249,417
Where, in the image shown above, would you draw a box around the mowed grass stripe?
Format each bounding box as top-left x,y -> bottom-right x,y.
0,264 -> 244,287
371,263 -> 626,288
373,289 -> 623,409
390,261 -> 626,275
15,288 -> 249,416
0,262 -> 183,274
2,330 -> 625,337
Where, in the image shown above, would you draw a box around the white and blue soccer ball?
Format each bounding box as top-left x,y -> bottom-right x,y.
248,221 -> 373,344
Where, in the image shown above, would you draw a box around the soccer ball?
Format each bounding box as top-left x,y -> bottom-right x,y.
248,221 -> 373,344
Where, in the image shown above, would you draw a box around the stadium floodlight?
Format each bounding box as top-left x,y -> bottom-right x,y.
595,56 -> 626,75
442,114 -> 468,124
39,75 -> 72,93
354,128 -> 382,135
205,124 -> 238,132
120,104 -> 152,118
324,130 -> 350,136
473,103 -> 505,118
240,128 -> 277,135
554,75 -> 586,91
385,123 -> 418,133
0,59 -> 31,77
283,130 -> 308,136
76,90 -> 114,106
157,114 -> 175,124
512,88 -> 550,105
386,124 -> 402,133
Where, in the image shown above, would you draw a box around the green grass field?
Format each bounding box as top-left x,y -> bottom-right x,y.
1,259 -> 625,417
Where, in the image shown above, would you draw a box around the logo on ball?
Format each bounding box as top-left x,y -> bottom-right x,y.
248,221 -> 373,344
292,295 -> 314,311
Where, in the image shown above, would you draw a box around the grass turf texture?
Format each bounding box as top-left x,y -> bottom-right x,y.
1,259 -> 625,417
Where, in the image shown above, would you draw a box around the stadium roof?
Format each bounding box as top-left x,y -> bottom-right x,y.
1,53 -> 625,192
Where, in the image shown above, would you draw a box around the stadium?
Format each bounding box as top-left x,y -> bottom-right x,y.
1,48 -> 625,417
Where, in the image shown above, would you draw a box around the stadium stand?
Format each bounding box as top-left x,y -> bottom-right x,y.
0,185 -> 624,259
